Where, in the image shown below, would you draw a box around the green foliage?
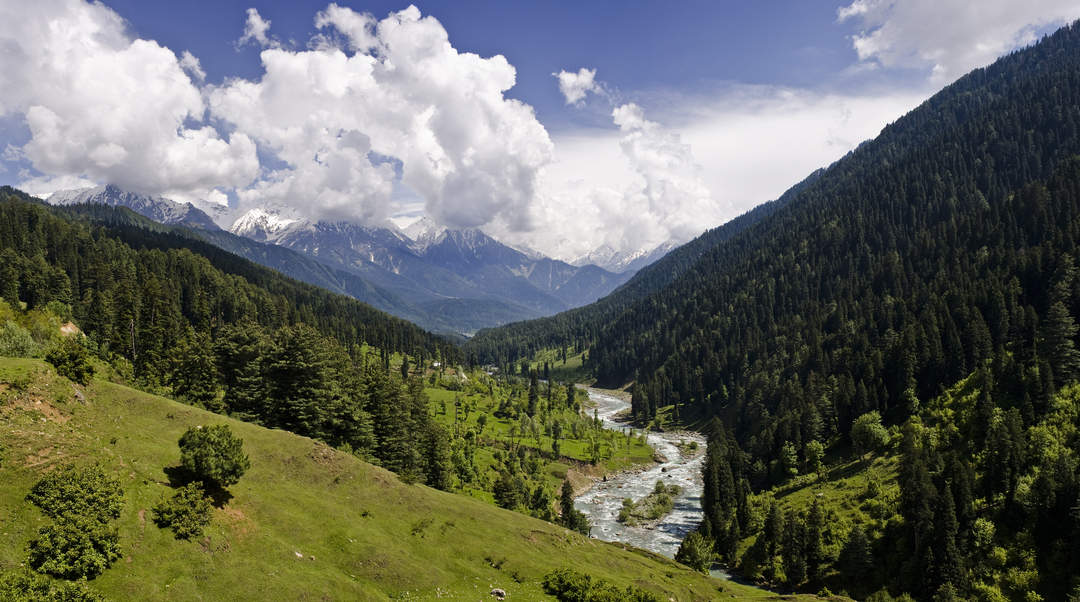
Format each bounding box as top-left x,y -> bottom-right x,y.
24,465 -> 124,581
674,531 -> 713,573
559,480 -> 590,536
27,464 -> 123,524
541,568 -> 662,602
0,321 -> 38,357
44,337 -> 94,385
617,480 -> 680,526
493,472 -> 527,510
178,424 -> 250,488
168,329 -> 219,409
804,440 -> 825,474
152,482 -> 213,540
851,411 -> 889,456
27,517 -> 121,580
0,569 -> 104,601
838,525 -> 872,583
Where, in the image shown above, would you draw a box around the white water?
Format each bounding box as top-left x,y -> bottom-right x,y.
573,389 -> 708,559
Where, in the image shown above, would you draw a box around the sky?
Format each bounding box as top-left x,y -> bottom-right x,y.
1,1 -> 1078,261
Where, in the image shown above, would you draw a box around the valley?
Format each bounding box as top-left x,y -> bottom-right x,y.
3,3 -> 1080,601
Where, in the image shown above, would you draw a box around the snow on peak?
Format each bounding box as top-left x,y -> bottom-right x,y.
229,208 -> 303,242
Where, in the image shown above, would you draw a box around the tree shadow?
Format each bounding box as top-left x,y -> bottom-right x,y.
162,465 -> 234,508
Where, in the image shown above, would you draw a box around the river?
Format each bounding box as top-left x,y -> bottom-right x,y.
573,388 -> 711,561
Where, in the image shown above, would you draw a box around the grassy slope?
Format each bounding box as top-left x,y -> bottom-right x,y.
0,358 -> 814,601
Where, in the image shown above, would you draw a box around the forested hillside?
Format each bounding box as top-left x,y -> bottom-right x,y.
0,187 -> 455,364
476,21 -> 1080,599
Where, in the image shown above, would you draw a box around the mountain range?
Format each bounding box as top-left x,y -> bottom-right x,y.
43,185 -> 648,335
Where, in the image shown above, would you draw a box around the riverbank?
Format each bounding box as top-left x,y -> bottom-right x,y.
573,388 -> 708,559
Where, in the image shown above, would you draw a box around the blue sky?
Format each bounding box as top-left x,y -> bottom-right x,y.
96,1 -> 867,130
1,1 -> 1078,260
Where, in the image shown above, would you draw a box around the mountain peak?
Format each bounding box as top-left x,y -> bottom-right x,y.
572,241 -> 676,273
46,185 -> 221,231
228,208 -> 304,242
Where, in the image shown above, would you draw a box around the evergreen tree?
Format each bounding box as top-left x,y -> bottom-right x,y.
169,328 -> 220,410
838,524 -> 872,583
528,371 -> 540,417
782,509 -> 807,586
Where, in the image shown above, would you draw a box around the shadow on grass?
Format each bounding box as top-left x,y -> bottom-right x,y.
162,465 -> 234,507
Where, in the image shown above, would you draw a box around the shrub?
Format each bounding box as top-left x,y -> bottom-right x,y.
27,465 -> 123,524
0,569 -> 104,601
153,482 -> 213,539
0,321 -> 37,357
27,517 -> 120,580
541,568 -> 661,602
45,337 -> 95,385
179,424 -> 250,488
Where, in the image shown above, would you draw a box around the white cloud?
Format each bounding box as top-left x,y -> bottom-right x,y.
16,174 -> 98,198
554,68 -> 602,105
494,86 -> 925,261
179,50 -> 206,82
487,100 -> 724,261
0,0 -> 259,201
838,0 -> 1080,82
210,4 -> 553,227
237,7 -> 279,49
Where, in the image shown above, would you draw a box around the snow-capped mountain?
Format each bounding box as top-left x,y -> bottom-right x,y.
46,184 -> 221,231
40,184 -> 644,333
403,216 -> 445,249
225,208 -> 637,331
228,208 -> 303,242
572,240 -> 677,273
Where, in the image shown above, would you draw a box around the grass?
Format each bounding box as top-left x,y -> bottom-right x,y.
0,358 -> 820,600
527,349 -> 592,384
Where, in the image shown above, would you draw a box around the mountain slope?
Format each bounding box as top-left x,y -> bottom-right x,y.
48,185 -> 223,231
480,21 -> 1080,600
226,212 -> 634,332
0,358 -> 791,600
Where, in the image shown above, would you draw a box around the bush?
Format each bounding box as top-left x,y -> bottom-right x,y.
179,424 -> 250,488
0,321 -> 38,357
0,569 -> 104,601
675,531 -> 714,573
27,464 -> 123,524
153,482 -> 213,539
45,337 -> 95,385
542,568 -> 661,602
851,411 -> 890,455
27,517 -> 120,580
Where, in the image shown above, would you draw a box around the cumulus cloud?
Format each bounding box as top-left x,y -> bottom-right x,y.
487,100 -> 724,261
237,7 -> 279,49
179,50 -> 206,82
493,86 -> 925,261
554,68 -> 602,105
838,0 -> 1080,82
210,4 -> 553,227
0,0 -> 258,202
